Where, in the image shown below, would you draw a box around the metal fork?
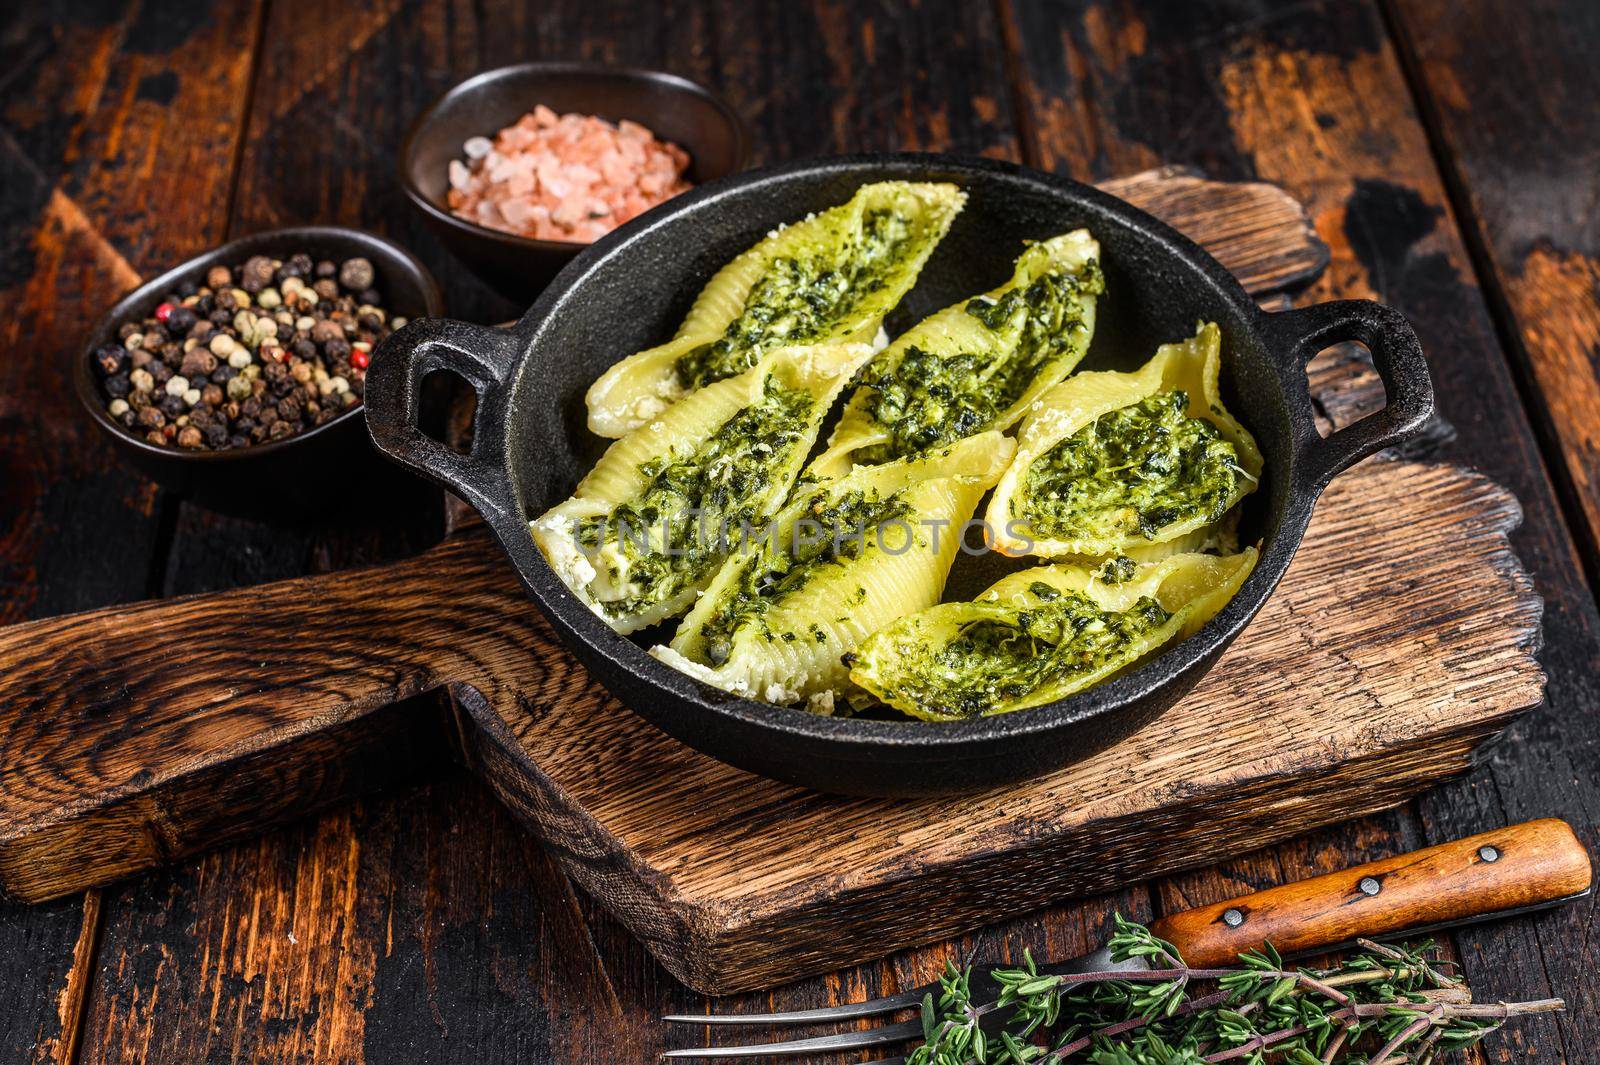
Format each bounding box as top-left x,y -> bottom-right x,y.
659,819 -> 1595,1059
661,946 -> 1138,1059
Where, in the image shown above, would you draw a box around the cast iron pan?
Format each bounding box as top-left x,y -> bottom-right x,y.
364,153 -> 1433,796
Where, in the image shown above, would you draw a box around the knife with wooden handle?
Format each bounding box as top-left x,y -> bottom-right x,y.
1143,818 -> 1591,967
664,819 -> 1592,1054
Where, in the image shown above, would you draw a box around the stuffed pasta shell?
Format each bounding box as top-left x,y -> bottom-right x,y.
809,229 -> 1102,479
652,431 -> 1015,711
533,343 -> 875,634
987,322 -> 1262,558
585,181 -> 965,438
848,548 -> 1258,721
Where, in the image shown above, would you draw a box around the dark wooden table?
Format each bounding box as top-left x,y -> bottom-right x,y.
2,1 -> 1596,1061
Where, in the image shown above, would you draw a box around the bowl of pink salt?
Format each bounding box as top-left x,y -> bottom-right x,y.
402,63 -> 748,302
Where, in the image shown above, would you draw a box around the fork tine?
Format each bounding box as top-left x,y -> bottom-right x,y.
662,986 -> 926,1026
660,1017 -> 923,1058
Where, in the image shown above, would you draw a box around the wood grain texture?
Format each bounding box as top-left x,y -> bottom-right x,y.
1386,0 -> 1600,568
0,450 -> 1544,991
1151,819 -> 1592,968
0,2 -> 264,1060
1000,3 -> 1600,1060
1,0 -> 1586,1060
1384,3 -> 1600,1053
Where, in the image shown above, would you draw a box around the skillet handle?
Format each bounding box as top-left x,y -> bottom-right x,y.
365,316 -> 522,527
1260,300 -> 1435,486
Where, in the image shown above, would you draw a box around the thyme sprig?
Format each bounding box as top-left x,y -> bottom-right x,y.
907,916 -> 1561,1065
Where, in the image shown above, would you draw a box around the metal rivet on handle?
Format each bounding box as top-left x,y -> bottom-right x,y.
1359,877 -> 1382,897
1479,845 -> 1501,863
1222,907 -> 1245,928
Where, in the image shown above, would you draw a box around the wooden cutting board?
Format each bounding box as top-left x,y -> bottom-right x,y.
0,170 -> 1543,995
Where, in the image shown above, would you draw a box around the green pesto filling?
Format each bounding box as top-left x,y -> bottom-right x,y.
575,381 -> 814,618
1022,389 -> 1243,542
871,592 -> 1172,719
854,261 -> 1103,465
674,209 -> 917,390
697,487 -> 915,666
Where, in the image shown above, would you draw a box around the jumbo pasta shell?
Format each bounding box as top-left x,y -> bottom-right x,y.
585,181 -> 966,438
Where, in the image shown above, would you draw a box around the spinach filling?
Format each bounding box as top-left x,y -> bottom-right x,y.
854,262 -> 1103,465
698,488 -> 915,665
1022,389 -> 1244,541
575,381 -> 815,618
877,592 -> 1172,719
674,209 -> 917,390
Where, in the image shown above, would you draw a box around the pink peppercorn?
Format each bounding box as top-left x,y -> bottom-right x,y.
154,302 -> 175,323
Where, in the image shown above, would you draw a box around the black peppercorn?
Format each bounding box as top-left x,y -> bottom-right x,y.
137,406 -> 165,429
158,393 -> 186,417
314,259 -> 337,279
204,424 -> 229,448
323,336 -> 351,361
240,255 -> 276,293
165,305 -> 198,335
358,289 -> 382,308
97,346 -> 126,375
104,372 -> 131,398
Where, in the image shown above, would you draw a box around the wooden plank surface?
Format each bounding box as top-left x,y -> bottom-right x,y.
66,1 -> 1042,1061
1383,0 -> 1600,1052
0,0 -> 1594,1061
0,3 -> 264,1060
997,2 -> 1600,1062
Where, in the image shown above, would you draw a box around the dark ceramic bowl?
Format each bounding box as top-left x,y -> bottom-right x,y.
366,153 -> 1433,796
400,62 -> 748,303
75,226 -> 445,522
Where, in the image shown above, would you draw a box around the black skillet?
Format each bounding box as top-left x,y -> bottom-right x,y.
363,153 -> 1433,797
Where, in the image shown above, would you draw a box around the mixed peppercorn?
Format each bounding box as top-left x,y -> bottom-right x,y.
93,252 -> 404,450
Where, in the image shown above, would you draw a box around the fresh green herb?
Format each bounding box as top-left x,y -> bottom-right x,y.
1023,390 -> 1245,543
907,917 -> 1562,1064
864,591 -> 1172,719
856,262 -> 1104,465
575,380 -> 814,618
674,209 -> 915,389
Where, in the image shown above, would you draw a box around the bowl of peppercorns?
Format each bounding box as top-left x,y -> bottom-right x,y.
76,226 -> 444,520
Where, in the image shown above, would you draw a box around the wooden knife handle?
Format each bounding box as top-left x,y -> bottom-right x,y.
1151,819 -> 1592,966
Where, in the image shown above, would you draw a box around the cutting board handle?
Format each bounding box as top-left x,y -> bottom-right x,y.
0,529 -> 540,902
1151,819 -> 1592,966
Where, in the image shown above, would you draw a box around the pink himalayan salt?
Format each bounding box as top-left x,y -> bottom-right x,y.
446,104 -> 693,244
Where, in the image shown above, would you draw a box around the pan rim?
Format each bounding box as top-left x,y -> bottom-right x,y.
484,152 -> 1311,757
